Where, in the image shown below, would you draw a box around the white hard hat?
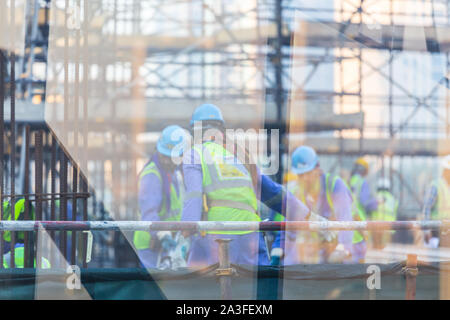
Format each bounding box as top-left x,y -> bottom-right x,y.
442,155 -> 450,170
377,178 -> 391,190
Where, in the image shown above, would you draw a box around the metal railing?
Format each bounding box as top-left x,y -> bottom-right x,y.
0,219 -> 445,300
0,220 -> 443,231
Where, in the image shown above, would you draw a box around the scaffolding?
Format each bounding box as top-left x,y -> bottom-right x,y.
1,0 -> 450,268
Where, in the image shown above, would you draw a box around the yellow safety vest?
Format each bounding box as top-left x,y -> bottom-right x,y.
133,161 -> 183,250
430,179 -> 450,220
193,142 -> 260,235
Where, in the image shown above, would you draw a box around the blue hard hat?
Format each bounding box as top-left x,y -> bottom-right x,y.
190,103 -> 224,126
291,146 -> 319,175
157,125 -> 188,158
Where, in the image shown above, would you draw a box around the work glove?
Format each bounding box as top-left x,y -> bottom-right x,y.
308,212 -> 338,243
270,247 -> 283,266
327,244 -> 350,263
157,231 -> 177,251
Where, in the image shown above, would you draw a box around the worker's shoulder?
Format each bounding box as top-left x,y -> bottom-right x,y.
139,162 -> 161,179
327,174 -> 351,194
182,145 -> 202,165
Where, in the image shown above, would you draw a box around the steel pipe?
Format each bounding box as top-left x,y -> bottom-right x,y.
0,220 -> 446,232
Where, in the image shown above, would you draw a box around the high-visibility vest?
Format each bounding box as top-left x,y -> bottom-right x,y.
3,246 -> 51,269
193,142 -> 259,235
430,179 -> 450,220
133,161 -> 183,250
326,174 -> 365,244
372,190 -> 398,222
2,199 -> 34,243
349,174 -> 370,243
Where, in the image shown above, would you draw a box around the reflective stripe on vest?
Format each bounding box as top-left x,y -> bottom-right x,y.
194,142 -> 259,235
326,173 -> 365,244
349,174 -> 367,220
133,161 -> 182,250
431,179 -> 450,220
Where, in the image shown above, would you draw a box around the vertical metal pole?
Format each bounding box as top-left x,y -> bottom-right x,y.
71,0 -> 81,267
338,1 -> 344,170
60,150 -> 68,265
358,0 -> 363,153
82,0 -> 89,269
405,254 -> 418,300
274,0 -> 284,184
259,0 -> 285,301
61,0 -> 69,265
24,125 -> 31,267
81,175 -> 87,268
18,126 -> 26,196
50,134 -> 56,266
35,130 -> 43,268
388,0 -> 394,198
71,165 -> 77,265
215,239 -> 232,300
10,0 -> 17,267
389,0 -> 393,139
35,131 -> 43,220
62,0 -> 69,265
0,50 -> 5,268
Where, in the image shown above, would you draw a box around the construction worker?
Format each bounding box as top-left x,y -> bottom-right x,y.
133,125 -> 189,268
371,178 -> 398,249
422,155 -> 450,248
3,243 -> 51,268
2,198 -> 34,254
349,157 -> 378,262
181,103 -> 336,267
284,146 -> 354,264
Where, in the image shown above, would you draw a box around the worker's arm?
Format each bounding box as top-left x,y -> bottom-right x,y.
422,185 -> 438,221
181,147 -> 203,222
331,178 -> 354,253
138,171 -> 163,240
259,173 -> 310,221
268,209 -> 285,249
260,173 -> 337,261
359,179 -> 378,215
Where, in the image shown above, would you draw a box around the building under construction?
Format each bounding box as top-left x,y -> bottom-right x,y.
0,0 -> 449,300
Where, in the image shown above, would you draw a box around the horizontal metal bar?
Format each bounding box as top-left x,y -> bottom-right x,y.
1,192 -> 90,198
0,220 -> 447,232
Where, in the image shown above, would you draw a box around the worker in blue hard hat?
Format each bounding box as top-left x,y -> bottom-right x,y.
283,146 -> 355,264
181,103 -> 336,267
133,125 -> 190,268
348,157 -> 378,262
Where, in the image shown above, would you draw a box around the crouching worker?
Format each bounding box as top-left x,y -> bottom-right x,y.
284,146 -> 354,264
3,244 -> 51,268
133,125 -> 190,269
